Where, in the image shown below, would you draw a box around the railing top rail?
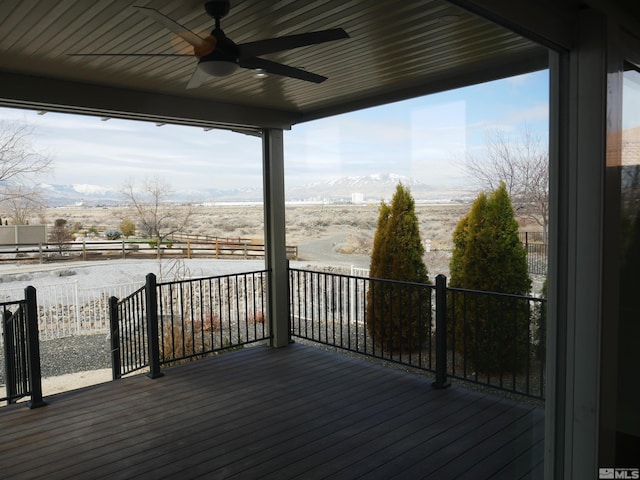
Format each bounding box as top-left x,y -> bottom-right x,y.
118,284 -> 147,303
447,285 -> 545,302
155,269 -> 270,288
289,267 -> 436,289
0,299 -> 26,308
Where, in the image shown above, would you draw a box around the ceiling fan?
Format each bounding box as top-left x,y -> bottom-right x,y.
70,0 -> 349,88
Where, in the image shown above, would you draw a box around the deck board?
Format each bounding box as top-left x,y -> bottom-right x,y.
0,343 -> 544,479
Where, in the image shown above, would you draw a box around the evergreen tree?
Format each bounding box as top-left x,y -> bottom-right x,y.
366,184 -> 430,351
449,182 -> 531,371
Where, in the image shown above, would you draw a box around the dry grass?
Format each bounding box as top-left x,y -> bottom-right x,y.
46,203 -> 472,250
41,202 -> 545,282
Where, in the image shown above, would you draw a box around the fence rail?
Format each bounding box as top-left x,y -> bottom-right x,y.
289,268 -> 546,400
0,239 -> 298,263
110,270 -> 271,379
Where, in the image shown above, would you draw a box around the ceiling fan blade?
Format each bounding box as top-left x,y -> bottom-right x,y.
237,28 -> 349,58
186,65 -> 211,89
68,53 -> 192,57
239,57 -> 327,83
133,6 -> 215,54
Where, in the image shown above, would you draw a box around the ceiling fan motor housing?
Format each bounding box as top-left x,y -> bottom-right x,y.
204,0 -> 230,19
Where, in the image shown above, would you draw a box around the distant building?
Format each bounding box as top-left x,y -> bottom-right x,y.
352,192 -> 364,204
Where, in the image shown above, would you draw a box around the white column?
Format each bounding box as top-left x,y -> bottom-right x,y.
262,128 -> 289,348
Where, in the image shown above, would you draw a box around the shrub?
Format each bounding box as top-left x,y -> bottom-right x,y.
161,312 -> 220,363
366,183 -> 430,352
48,218 -> 74,252
449,182 -> 532,372
105,228 -> 122,240
119,218 -> 136,237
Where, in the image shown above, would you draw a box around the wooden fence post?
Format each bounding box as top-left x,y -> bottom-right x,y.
145,273 -> 164,379
25,286 -> 46,408
432,274 -> 450,389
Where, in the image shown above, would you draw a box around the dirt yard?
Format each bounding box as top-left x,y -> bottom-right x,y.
44,202 -> 472,275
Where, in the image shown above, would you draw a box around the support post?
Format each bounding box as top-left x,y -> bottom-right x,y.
145,273 -> 164,378
109,296 -> 122,380
262,128 -> 290,347
432,274 -> 450,389
25,286 -> 46,409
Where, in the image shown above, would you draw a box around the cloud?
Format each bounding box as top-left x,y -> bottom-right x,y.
0,69 -> 550,192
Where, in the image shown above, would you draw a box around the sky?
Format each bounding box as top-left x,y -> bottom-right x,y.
0,69 -> 549,193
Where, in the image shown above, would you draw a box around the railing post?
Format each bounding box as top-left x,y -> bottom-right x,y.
145,273 -> 164,379
25,286 -> 46,408
432,274 -> 450,389
109,296 -> 122,380
74,280 -> 81,335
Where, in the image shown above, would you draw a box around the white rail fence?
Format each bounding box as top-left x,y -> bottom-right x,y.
1,281 -> 144,341
350,266 -> 370,277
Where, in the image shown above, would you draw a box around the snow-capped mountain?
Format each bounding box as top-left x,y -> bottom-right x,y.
287,173 -> 455,202
39,183 -> 264,206
40,183 -> 121,206
327,173 -> 421,188
38,173 -> 467,206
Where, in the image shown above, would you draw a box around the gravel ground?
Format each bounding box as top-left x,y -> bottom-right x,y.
0,334 -> 110,384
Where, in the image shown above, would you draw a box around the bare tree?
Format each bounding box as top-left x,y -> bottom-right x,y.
2,184 -> 46,224
466,126 -> 549,241
0,120 -> 52,223
121,176 -> 193,251
48,218 -> 74,253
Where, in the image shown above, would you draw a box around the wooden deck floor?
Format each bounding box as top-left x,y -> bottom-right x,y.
0,343 -> 544,479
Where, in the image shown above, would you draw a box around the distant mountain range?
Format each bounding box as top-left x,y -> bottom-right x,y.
40,173 -> 471,207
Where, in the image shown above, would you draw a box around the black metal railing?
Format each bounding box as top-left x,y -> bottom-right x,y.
289,269 -> 435,370
109,285 -> 148,378
524,243 -> 548,275
110,270 -> 270,379
1,287 -> 46,408
519,232 -> 548,275
289,268 -> 546,400
447,282 -> 546,399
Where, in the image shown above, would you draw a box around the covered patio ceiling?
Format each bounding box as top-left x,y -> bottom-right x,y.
0,0 -> 565,132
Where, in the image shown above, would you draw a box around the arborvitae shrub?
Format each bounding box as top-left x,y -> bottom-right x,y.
366,184 -> 430,352
449,182 -> 532,372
